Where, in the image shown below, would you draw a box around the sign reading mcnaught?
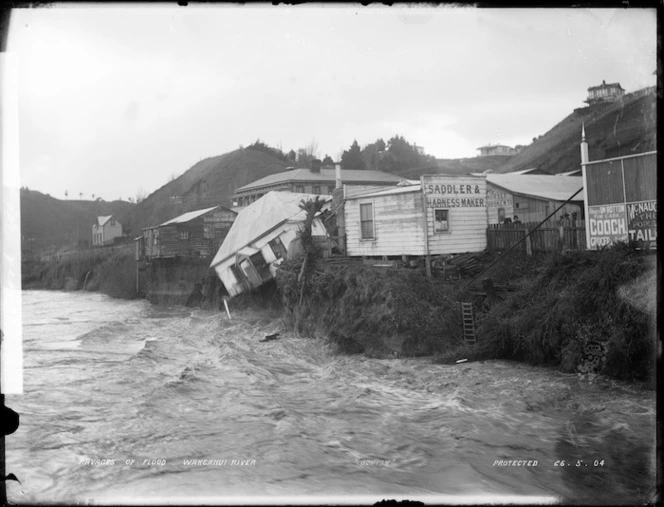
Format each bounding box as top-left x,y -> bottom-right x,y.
583,152 -> 657,251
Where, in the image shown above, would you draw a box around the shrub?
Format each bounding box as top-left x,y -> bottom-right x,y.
477,245 -> 654,381
276,261 -> 463,356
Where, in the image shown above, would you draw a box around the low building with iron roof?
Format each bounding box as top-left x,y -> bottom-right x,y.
231,159 -> 405,207
141,205 -> 237,259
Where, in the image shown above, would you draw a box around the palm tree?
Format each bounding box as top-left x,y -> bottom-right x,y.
92,193 -> 95,200
65,190 -> 68,199
79,192 -> 83,200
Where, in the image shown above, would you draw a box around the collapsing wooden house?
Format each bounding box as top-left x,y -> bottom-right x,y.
141,206 -> 237,260
210,191 -> 332,297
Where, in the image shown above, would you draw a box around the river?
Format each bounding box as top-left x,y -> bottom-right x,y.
5,290 -> 656,504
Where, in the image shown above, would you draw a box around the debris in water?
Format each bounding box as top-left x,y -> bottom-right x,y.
260,333 -> 280,343
456,359 -> 468,364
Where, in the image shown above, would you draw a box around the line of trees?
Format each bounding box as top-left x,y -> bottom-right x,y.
246,135 -> 436,174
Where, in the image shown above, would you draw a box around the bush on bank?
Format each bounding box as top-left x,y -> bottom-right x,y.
276,259 -> 463,356
22,250 -> 139,299
475,244 -> 655,381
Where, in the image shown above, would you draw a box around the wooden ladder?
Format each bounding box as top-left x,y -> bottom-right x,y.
461,302 -> 476,344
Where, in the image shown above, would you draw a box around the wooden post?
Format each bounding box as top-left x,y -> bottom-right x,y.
559,224 -> 565,252
525,226 -> 532,256
425,255 -> 432,278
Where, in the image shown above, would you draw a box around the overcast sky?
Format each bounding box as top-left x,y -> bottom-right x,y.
7,4 -> 657,202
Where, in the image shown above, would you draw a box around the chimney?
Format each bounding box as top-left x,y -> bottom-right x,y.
311,159 -> 321,174
335,164 -> 342,189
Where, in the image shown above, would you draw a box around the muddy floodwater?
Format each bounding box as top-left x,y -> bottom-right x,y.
6,291 -> 656,504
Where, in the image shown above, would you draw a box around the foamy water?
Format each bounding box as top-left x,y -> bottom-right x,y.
5,290 -> 656,504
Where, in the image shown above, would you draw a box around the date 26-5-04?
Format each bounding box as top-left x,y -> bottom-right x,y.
554,460 -> 606,467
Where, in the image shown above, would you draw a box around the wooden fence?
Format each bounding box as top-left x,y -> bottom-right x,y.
39,243 -> 134,263
487,219 -> 586,254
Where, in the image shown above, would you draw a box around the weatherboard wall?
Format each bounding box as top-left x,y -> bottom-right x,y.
344,190 -> 426,257
422,175 -> 488,255
486,183 -> 583,225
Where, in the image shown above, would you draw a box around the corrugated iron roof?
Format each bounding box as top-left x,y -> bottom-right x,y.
210,191 -> 332,268
344,184 -> 421,200
588,81 -> 624,91
509,167 -> 550,175
486,174 -> 583,201
160,206 -> 220,226
234,167 -> 404,193
477,144 -> 513,150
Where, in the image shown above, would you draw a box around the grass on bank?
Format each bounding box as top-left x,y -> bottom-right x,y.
276,260 -> 463,356
474,244 -> 655,381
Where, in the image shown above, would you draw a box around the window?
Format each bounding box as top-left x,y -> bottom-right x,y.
179,230 -> 189,240
434,209 -> 449,233
250,251 -> 273,282
497,208 -> 505,222
312,185 -> 321,194
269,237 -> 288,260
360,203 -> 374,239
295,185 -> 304,193
230,264 -> 246,284
203,225 -> 213,239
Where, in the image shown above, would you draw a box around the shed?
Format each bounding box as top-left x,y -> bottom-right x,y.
343,175 -> 488,259
210,191 -> 332,297
485,174 -> 584,224
142,206 -> 237,259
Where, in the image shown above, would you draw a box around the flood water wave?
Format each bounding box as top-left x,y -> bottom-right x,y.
5,290 -> 656,504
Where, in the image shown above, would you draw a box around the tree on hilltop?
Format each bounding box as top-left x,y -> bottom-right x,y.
340,139 -> 365,170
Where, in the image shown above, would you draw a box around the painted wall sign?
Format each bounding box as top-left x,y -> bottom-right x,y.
486,187 -> 513,208
626,200 -> 657,249
587,204 -> 628,248
422,179 -> 485,208
583,152 -> 657,251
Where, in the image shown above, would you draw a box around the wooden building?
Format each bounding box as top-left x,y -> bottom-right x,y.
476,144 -> 516,157
343,175 -> 488,260
582,147 -> 656,250
211,191 -> 331,297
485,173 -> 584,225
141,206 -> 237,260
584,80 -> 625,106
232,161 -> 405,207
92,215 -> 123,246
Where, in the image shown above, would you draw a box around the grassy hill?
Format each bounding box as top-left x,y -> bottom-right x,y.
128,148 -> 290,232
20,189 -> 135,252
496,87 -> 656,174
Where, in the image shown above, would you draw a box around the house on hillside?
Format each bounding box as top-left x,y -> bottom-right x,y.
343,175 -> 488,261
476,144 -> 516,157
92,215 -> 123,246
485,174 -> 584,225
141,206 -> 237,260
585,80 -> 625,106
232,160 -> 405,207
210,192 -> 332,297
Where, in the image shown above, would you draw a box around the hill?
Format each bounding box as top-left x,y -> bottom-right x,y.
128,148 -> 290,232
20,189 -> 135,253
496,87 -> 656,174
